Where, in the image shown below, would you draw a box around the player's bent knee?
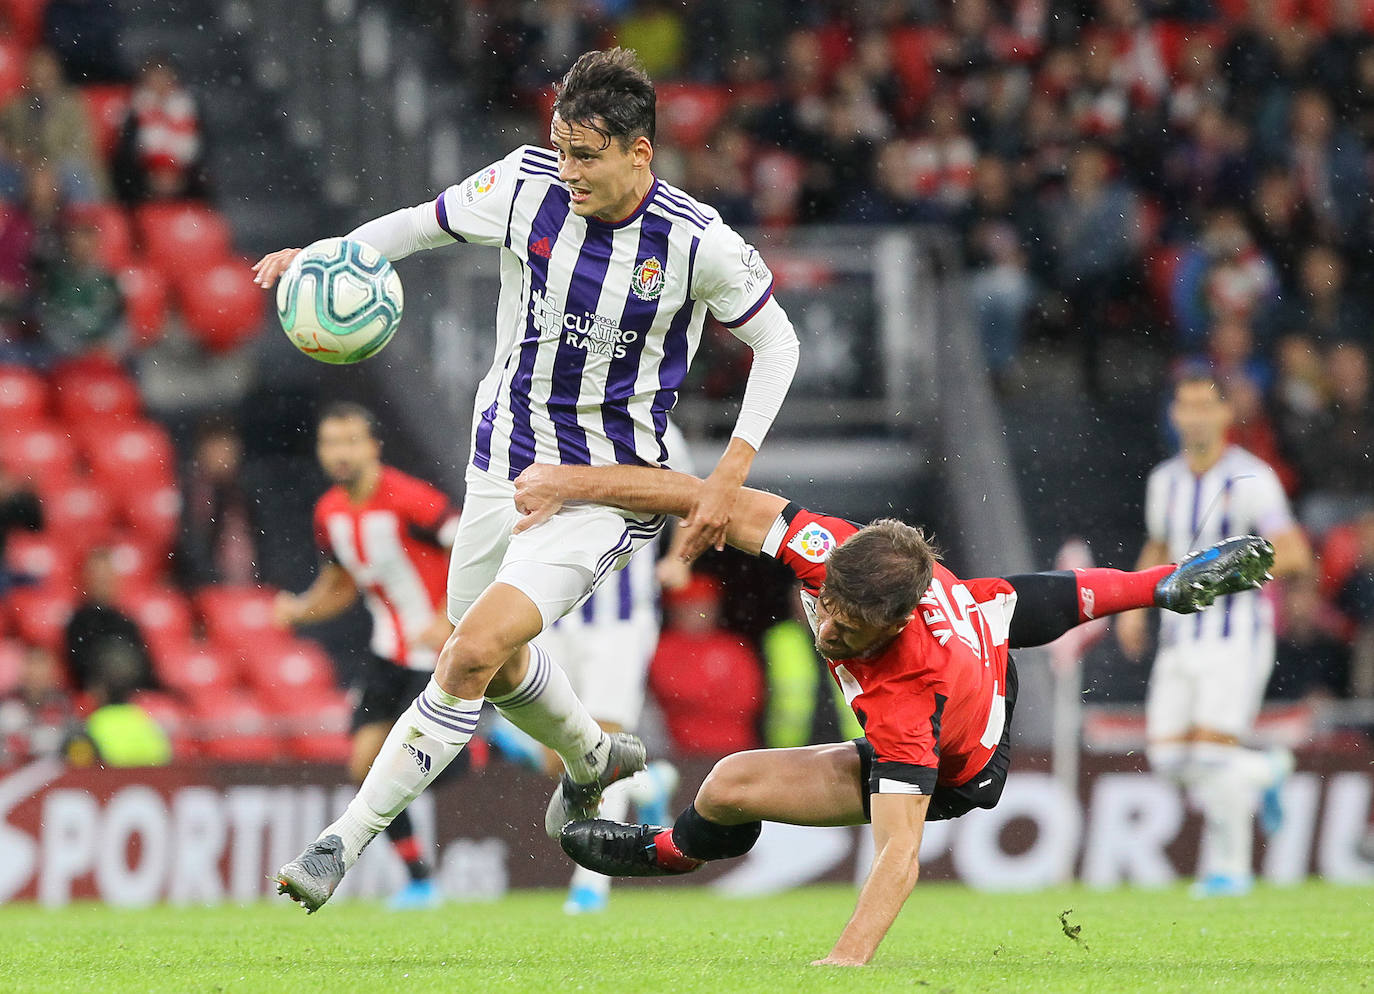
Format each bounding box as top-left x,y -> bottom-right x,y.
695,753 -> 760,821
435,633 -> 508,693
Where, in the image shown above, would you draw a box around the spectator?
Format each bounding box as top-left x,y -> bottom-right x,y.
647,573 -> 763,756
0,47 -> 108,204
177,417 -> 260,586
63,547 -> 156,695
1263,243 -> 1369,347
960,155 -> 1036,382
112,54 -> 208,205
1309,0 -> 1374,121
1270,572 -> 1351,700
34,207 -> 126,362
1270,333 -> 1328,494
614,0 -> 685,79
1246,168 -> 1319,295
0,467 -> 42,596
1171,208 -> 1277,350
82,647 -> 171,767
0,191 -> 34,347
0,644 -> 78,763
1270,89 -> 1367,244
1298,343 -> 1374,533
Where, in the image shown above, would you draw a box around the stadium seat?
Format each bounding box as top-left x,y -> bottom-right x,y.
130,689 -> 197,759
1,0 -> 49,47
4,532 -> 78,590
0,364 -> 49,422
194,585 -> 289,657
656,83 -> 730,147
135,202 -> 234,282
51,361 -> 142,423
275,689 -> 354,763
176,259 -> 265,353
0,39 -> 24,103
120,481 -> 182,554
105,531 -> 170,589
151,638 -> 239,698
79,84 -> 132,162
0,637 -> 24,695
191,689 -> 282,762
0,421 -> 80,493
78,419 -> 176,493
243,638 -> 337,708
116,262 -> 170,347
41,480 -> 117,547
7,585 -> 76,650
119,585 -> 195,659
80,203 -> 136,269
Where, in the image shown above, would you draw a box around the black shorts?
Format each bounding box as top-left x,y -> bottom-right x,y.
349,653 -> 434,734
856,655 -> 1018,823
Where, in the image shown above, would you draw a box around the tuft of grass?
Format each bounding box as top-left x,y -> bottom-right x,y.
0,881 -> 1370,994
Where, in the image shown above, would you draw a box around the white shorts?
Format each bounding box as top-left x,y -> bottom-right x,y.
533,617 -> 660,729
446,466 -> 665,630
1145,632 -> 1277,741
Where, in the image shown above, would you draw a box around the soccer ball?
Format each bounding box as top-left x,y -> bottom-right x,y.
276,237 -> 403,364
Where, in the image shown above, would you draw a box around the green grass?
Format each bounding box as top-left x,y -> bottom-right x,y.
2,882 -> 1371,994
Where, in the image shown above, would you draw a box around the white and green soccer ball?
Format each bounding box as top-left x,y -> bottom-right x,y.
276,237 -> 403,364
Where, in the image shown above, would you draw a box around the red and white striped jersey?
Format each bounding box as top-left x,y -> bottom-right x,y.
314,466 -> 459,670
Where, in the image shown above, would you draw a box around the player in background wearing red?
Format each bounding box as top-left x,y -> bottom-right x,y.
511,462 -> 1273,966
274,403 -> 461,910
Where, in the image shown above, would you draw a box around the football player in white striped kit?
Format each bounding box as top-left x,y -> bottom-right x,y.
253,48 -> 800,912
1116,370 -> 1312,897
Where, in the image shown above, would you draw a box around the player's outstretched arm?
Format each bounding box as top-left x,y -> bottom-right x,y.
814,792 -> 931,967
273,563 -> 359,629
252,248 -> 302,288
512,463 -> 785,556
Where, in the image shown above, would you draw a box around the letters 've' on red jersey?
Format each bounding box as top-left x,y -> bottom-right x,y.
314,466 -> 459,670
763,504 -> 1017,793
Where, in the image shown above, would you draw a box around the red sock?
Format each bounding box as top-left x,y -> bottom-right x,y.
1073,565 -> 1174,621
653,829 -> 704,872
392,835 -> 423,866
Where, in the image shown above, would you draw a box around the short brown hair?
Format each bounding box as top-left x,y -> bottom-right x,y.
1174,365 -> 1229,402
553,48 -> 656,147
318,400 -> 379,438
820,519 -> 939,629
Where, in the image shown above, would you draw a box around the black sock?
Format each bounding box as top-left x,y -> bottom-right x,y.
384,809 -> 431,881
671,804 -> 762,861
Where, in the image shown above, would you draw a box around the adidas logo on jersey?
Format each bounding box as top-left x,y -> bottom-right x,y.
529,236 -> 552,259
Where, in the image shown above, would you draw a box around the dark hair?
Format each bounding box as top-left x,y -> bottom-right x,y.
318,401 -> 379,438
553,48 -> 656,147
820,519 -> 939,629
1174,365 -> 1229,402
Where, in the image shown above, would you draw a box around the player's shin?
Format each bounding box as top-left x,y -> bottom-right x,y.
672,804 -> 763,861
486,644 -> 609,782
322,678 -> 482,869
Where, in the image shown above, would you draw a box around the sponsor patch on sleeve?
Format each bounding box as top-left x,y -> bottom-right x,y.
787,523 -> 837,563
459,164 -> 501,207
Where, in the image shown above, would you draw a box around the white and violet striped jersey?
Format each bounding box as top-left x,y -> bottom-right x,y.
347,145 -> 798,480
1144,445 -> 1294,647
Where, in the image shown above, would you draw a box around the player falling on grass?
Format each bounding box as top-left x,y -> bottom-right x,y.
507,461 -> 1274,966
273,403 -> 461,910
1115,370 -> 1311,897
251,48 -> 800,912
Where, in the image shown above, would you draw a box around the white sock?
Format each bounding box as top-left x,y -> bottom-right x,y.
321,677 -> 482,868
1189,742 -> 1261,880
487,644 -> 608,783
1146,741 -> 1193,787
567,787 -> 629,897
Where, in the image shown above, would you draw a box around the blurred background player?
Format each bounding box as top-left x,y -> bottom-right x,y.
1116,370 -> 1312,897
260,48 -> 799,912
274,402 -> 460,910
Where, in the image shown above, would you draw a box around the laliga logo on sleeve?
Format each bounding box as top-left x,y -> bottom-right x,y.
788,523 -> 836,563
460,164 -> 501,206
631,257 -> 665,301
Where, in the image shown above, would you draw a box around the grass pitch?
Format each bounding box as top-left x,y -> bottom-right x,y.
2,882 -> 1371,994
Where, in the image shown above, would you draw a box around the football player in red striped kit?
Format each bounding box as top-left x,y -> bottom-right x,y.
274,402 -> 461,909
510,461 -> 1273,966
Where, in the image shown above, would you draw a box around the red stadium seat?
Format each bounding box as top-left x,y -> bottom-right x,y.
106,531 -> 170,589
4,532 -> 79,590
192,689 -> 282,762
130,689 -> 197,759
51,361 -> 142,423
41,480 -> 117,546
0,421 -> 80,493
119,584 -> 195,658
7,585 -> 76,650
0,638 -> 25,695
116,263 -> 170,347
656,83 -> 730,147
243,638 -> 337,708
79,84 -> 132,162
135,202 -> 234,281
194,585 -> 289,656
176,259 -> 265,353
151,638 -> 239,698
274,688 -> 353,763
120,481 -> 181,554
0,39 -> 25,103
1,0 -> 50,47
78,419 -> 176,493
80,202 -> 136,269
0,364 -> 49,421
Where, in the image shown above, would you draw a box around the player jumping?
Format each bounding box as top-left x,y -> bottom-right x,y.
508,461 -> 1274,966
253,48 -> 800,912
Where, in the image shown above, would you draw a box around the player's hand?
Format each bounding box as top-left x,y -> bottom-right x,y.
1115,609 -> 1149,661
251,248 -> 302,288
811,955 -> 867,967
678,472 -> 739,563
656,555 -> 692,591
512,464 -> 566,534
272,590 -> 302,629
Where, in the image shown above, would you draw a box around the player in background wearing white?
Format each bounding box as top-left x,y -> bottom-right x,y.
1116,370 -> 1312,897
254,48 -> 800,912
273,403 -> 460,909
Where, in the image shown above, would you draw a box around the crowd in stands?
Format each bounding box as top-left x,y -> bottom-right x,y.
463,0 -> 1374,709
